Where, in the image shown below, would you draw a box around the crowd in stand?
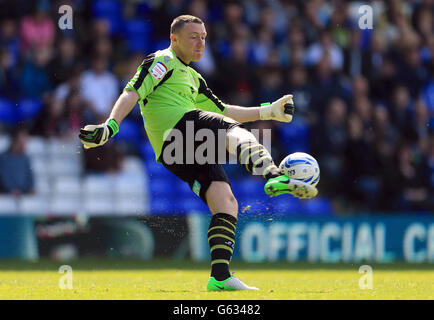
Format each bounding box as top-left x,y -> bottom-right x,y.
0,0 -> 433,213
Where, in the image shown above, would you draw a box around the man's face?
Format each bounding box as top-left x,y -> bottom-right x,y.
171,22 -> 207,62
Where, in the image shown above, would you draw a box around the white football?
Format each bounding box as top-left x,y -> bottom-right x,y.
279,152 -> 320,186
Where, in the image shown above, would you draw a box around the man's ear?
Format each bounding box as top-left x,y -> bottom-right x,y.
170,33 -> 177,43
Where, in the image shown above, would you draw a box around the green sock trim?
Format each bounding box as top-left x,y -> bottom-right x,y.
210,244 -> 233,254
218,218 -> 236,230
244,148 -> 264,172
208,226 -> 235,236
208,234 -> 234,243
252,154 -> 272,174
262,164 -> 276,178
211,259 -> 230,266
238,144 -> 261,164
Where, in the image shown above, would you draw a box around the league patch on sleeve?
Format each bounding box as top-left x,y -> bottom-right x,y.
150,62 -> 168,80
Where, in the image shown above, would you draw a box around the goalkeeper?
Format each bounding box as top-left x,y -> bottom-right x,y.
79,15 -> 317,291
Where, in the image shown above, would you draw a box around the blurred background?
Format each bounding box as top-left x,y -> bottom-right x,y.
0,0 -> 433,263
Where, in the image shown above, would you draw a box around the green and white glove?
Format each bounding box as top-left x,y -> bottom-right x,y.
79,118 -> 119,149
259,94 -> 295,123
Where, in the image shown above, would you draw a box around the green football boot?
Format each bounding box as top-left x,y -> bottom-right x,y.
207,275 -> 259,291
264,175 -> 318,199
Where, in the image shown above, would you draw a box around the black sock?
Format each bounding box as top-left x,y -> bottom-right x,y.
236,141 -> 280,180
208,213 -> 237,281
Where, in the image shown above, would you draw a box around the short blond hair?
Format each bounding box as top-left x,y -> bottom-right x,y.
170,15 -> 204,34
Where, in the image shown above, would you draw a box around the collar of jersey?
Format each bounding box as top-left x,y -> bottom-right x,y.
169,47 -> 189,67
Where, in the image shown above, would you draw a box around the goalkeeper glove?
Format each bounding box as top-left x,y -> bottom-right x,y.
79,118 -> 119,149
259,94 -> 295,123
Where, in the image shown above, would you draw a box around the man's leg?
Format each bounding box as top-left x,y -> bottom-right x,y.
226,127 -> 318,198
206,181 -> 237,281
205,181 -> 258,291
226,127 -> 280,179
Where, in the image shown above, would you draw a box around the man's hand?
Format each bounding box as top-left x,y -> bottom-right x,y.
259,94 -> 295,123
79,118 -> 119,149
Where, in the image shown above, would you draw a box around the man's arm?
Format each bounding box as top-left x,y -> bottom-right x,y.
224,104 -> 260,123
79,90 -> 138,149
79,51 -> 164,149
224,95 -> 295,123
109,90 -> 139,125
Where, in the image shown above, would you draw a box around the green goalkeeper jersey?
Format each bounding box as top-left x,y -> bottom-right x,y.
124,47 -> 226,162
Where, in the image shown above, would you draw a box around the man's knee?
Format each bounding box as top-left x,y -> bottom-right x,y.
206,181 -> 238,216
226,127 -> 257,155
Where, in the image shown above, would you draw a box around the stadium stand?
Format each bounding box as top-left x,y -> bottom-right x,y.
0,0 -> 432,216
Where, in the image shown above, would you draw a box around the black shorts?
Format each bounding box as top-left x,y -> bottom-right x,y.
159,109 -> 242,204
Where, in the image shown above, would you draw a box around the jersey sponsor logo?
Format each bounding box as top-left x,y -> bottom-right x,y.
150,62 -> 168,80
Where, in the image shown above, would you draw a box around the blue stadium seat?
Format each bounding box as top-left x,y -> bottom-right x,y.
16,98 -> 42,121
113,119 -> 143,147
278,119 -> 311,153
231,178 -> 264,197
140,141 -> 155,160
125,19 -> 153,53
0,99 -> 16,125
92,0 -> 123,35
145,161 -> 172,178
179,197 -> 208,213
150,199 -> 178,214
271,196 -> 303,215
175,182 -> 193,198
149,178 -> 172,196
134,2 -> 151,17
152,39 -> 170,52
300,197 -> 333,216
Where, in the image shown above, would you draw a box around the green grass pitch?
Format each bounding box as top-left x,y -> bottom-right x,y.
0,259 -> 433,300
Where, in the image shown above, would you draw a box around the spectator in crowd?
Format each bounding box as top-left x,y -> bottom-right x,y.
257,68 -> 284,104
31,97 -> 65,138
83,140 -> 122,175
389,85 -> 416,140
48,36 -> 80,86
251,27 -> 275,66
393,142 -> 431,211
425,133 -> 434,210
309,54 -> 348,117
19,46 -> 53,98
343,29 -> 372,78
305,29 -> 344,71
0,128 -> 34,196
373,104 -> 399,145
213,1 -> 244,43
312,97 -> 348,197
79,55 -> 119,121
0,0 -> 432,214
0,18 -> 20,68
51,67 -> 83,113
216,36 -> 256,106
286,65 -> 313,121
0,47 -> 20,99
344,113 -> 380,210
19,0 -> 55,56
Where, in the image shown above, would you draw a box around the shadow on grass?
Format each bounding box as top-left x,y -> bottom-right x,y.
0,258 -> 433,271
